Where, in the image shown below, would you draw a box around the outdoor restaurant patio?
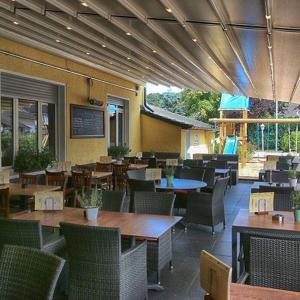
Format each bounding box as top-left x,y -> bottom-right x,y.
0,0 -> 300,299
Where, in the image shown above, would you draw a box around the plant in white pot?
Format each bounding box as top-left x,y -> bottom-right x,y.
288,170 -> 298,188
77,187 -> 103,221
164,166 -> 175,187
291,191 -> 300,222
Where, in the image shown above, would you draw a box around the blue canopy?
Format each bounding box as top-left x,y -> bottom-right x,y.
219,93 -> 250,110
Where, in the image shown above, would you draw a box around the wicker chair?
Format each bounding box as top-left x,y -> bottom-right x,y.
265,170 -> 289,183
0,219 -> 65,255
102,190 -> 126,212
249,236 -> 300,291
19,173 -> 40,210
134,158 -> 149,165
186,176 -> 230,234
183,159 -> 203,168
134,191 -> 175,285
20,173 -> 40,184
71,170 -> 92,207
60,222 -> 147,300
148,157 -> 157,168
127,169 -> 146,180
113,163 -> 129,191
207,160 -> 228,169
201,167 -> 217,192
46,171 -> 68,200
259,185 -> 293,211
0,187 -> 9,217
276,161 -> 290,170
96,162 -> 113,172
0,245 -> 65,300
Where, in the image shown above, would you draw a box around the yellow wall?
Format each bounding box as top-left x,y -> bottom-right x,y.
0,37 -> 142,164
141,114 -> 182,154
188,129 -> 215,155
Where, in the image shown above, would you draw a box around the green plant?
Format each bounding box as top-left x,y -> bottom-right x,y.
149,150 -> 155,158
164,166 -> 175,177
77,187 -> 103,209
291,191 -> 300,210
108,145 -> 129,159
288,170 -> 297,179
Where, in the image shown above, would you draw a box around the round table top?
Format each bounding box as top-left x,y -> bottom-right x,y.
155,178 -> 207,190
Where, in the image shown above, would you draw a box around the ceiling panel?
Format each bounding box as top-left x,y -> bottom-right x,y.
273,0 -> 300,29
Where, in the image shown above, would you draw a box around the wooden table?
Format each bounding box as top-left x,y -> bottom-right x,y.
232,209 -> 300,282
155,178 -> 207,190
10,208 -> 182,240
230,283 -> 300,299
0,183 -> 60,196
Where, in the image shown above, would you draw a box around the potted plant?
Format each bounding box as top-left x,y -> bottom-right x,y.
77,187 -> 103,221
164,166 -> 175,187
288,170 -> 298,188
108,145 -> 129,162
291,191 -> 300,222
149,150 -> 155,158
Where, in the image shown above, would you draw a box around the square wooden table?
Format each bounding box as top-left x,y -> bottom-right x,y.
232,209 -> 300,282
0,183 -> 60,196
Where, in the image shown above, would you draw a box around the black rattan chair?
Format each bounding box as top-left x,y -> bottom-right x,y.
183,159 -> 203,168
179,167 -> 205,180
186,176 -> 230,234
134,191 -> 175,285
259,185 -> 293,211
249,236 -> 300,291
102,190 -> 126,212
202,167 -> 217,191
127,169 -> 146,180
60,222 -> 147,300
264,170 -> 289,183
276,161 -> 290,170
0,219 -> 65,255
207,160 -> 228,169
0,245 -> 65,300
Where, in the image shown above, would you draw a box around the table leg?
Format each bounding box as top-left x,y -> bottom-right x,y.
232,227 -> 238,282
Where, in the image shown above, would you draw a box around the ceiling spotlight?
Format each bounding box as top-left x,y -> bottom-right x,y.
126,32 -> 132,36
66,26 -> 72,30
146,66 -> 150,69
127,69 -> 130,72
265,15 -> 271,19
86,52 -> 90,55
268,45 -> 272,49
109,62 -> 113,64
81,2 -> 88,7
208,56 -> 212,60
166,8 -> 172,13
13,21 -> 19,25
55,39 -> 61,43
152,50 -> 157,53
127,57 -> 131,60
192,38 -> 197,42
102,44 -> 106,48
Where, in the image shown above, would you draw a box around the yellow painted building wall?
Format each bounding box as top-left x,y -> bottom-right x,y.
141,114 -> 182,154
0,37 -> 142,164
188,129 -> 215,155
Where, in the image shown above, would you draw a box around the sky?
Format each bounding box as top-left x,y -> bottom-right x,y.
146,82 -> 182,94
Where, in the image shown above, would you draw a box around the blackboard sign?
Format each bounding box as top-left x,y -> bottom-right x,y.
71,104 -> 105,138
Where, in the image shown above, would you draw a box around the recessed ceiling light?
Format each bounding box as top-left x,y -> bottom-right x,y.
208,56 -> 212,60
265,15 -> 271,19
127,57 -> 131,60
152,50 -> 157,53
81,2 -> 88,7
146,66 -> 150,69
55,39 -> 61,43
86,52 -> 90,55
13,21 -> 19,25
166,8 -> 172,13
127,69 -> 130,72
66,26 -> 72,30
192,38 -> 197,42
109,62 -> 113,64
102,44 -> 106,48
268,45 -> 272,49
126,32 -> 132,36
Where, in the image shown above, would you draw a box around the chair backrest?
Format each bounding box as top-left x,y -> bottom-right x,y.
0,219 -> 42,253
276,161 -> 290,170
99,156 -> 112,163
259,185 -> 293,211
148,157 -> 157,168
203,167 -> 216,187
200,250 -> 231,300
265,170 -> 289,183
102,191 -> 126,212
250,236 -> 300,291
179,167 -> 205,181
60,223 -> 122,299
216,154 -> 238,162
46,171 -> 67,192
183,159 -> 203,168
75,163 -> 96,172
0,187 -> 10,218
113,163 -> 129,176
134,158 -> 149,165
96,162 -> 113,172
203,154 -> 215,160
127,169 -> 146,180
20,173 -> 39,185
211,177 -> 230,204
0,245 -> 65,300
134,192 -> 175,215
72,170 -> 92,189
208,160 -> 228,169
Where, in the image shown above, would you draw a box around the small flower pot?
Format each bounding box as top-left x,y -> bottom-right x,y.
294,209 -> 300,223
85,207 -> 99,221
167,176 -> 174,187
289,178 -> 298,188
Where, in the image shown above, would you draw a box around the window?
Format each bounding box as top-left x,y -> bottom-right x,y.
108,103 -> 126,146
41,103 -> 56,155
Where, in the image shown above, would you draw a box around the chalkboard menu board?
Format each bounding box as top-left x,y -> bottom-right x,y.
71,104 -> 105,138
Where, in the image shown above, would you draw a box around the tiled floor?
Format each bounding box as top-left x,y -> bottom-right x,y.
148,182 -> 251,300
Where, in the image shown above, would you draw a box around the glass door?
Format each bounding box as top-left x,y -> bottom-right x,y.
108,103 -> 125,146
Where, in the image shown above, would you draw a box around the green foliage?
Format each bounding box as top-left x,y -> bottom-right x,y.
164,166 -> 175,177
237,142 -> 256,161
291,191 -> 300,209
108,145 -> 129,159
77,187 -> 103,208
280,130 -> 300,152
1,131 -> 13,166
288,170 -> 297,179
147,92 -> 183,114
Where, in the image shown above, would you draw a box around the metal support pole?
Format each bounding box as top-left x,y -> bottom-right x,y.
288,124 -> 291,153
275,99 -> 278,151
296,124 -> 298,153
261,124 -> 265,153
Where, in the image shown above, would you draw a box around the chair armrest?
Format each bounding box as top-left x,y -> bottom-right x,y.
236,272 -> 249,284
43,235 -> 66,255
121,240 -> 146,258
